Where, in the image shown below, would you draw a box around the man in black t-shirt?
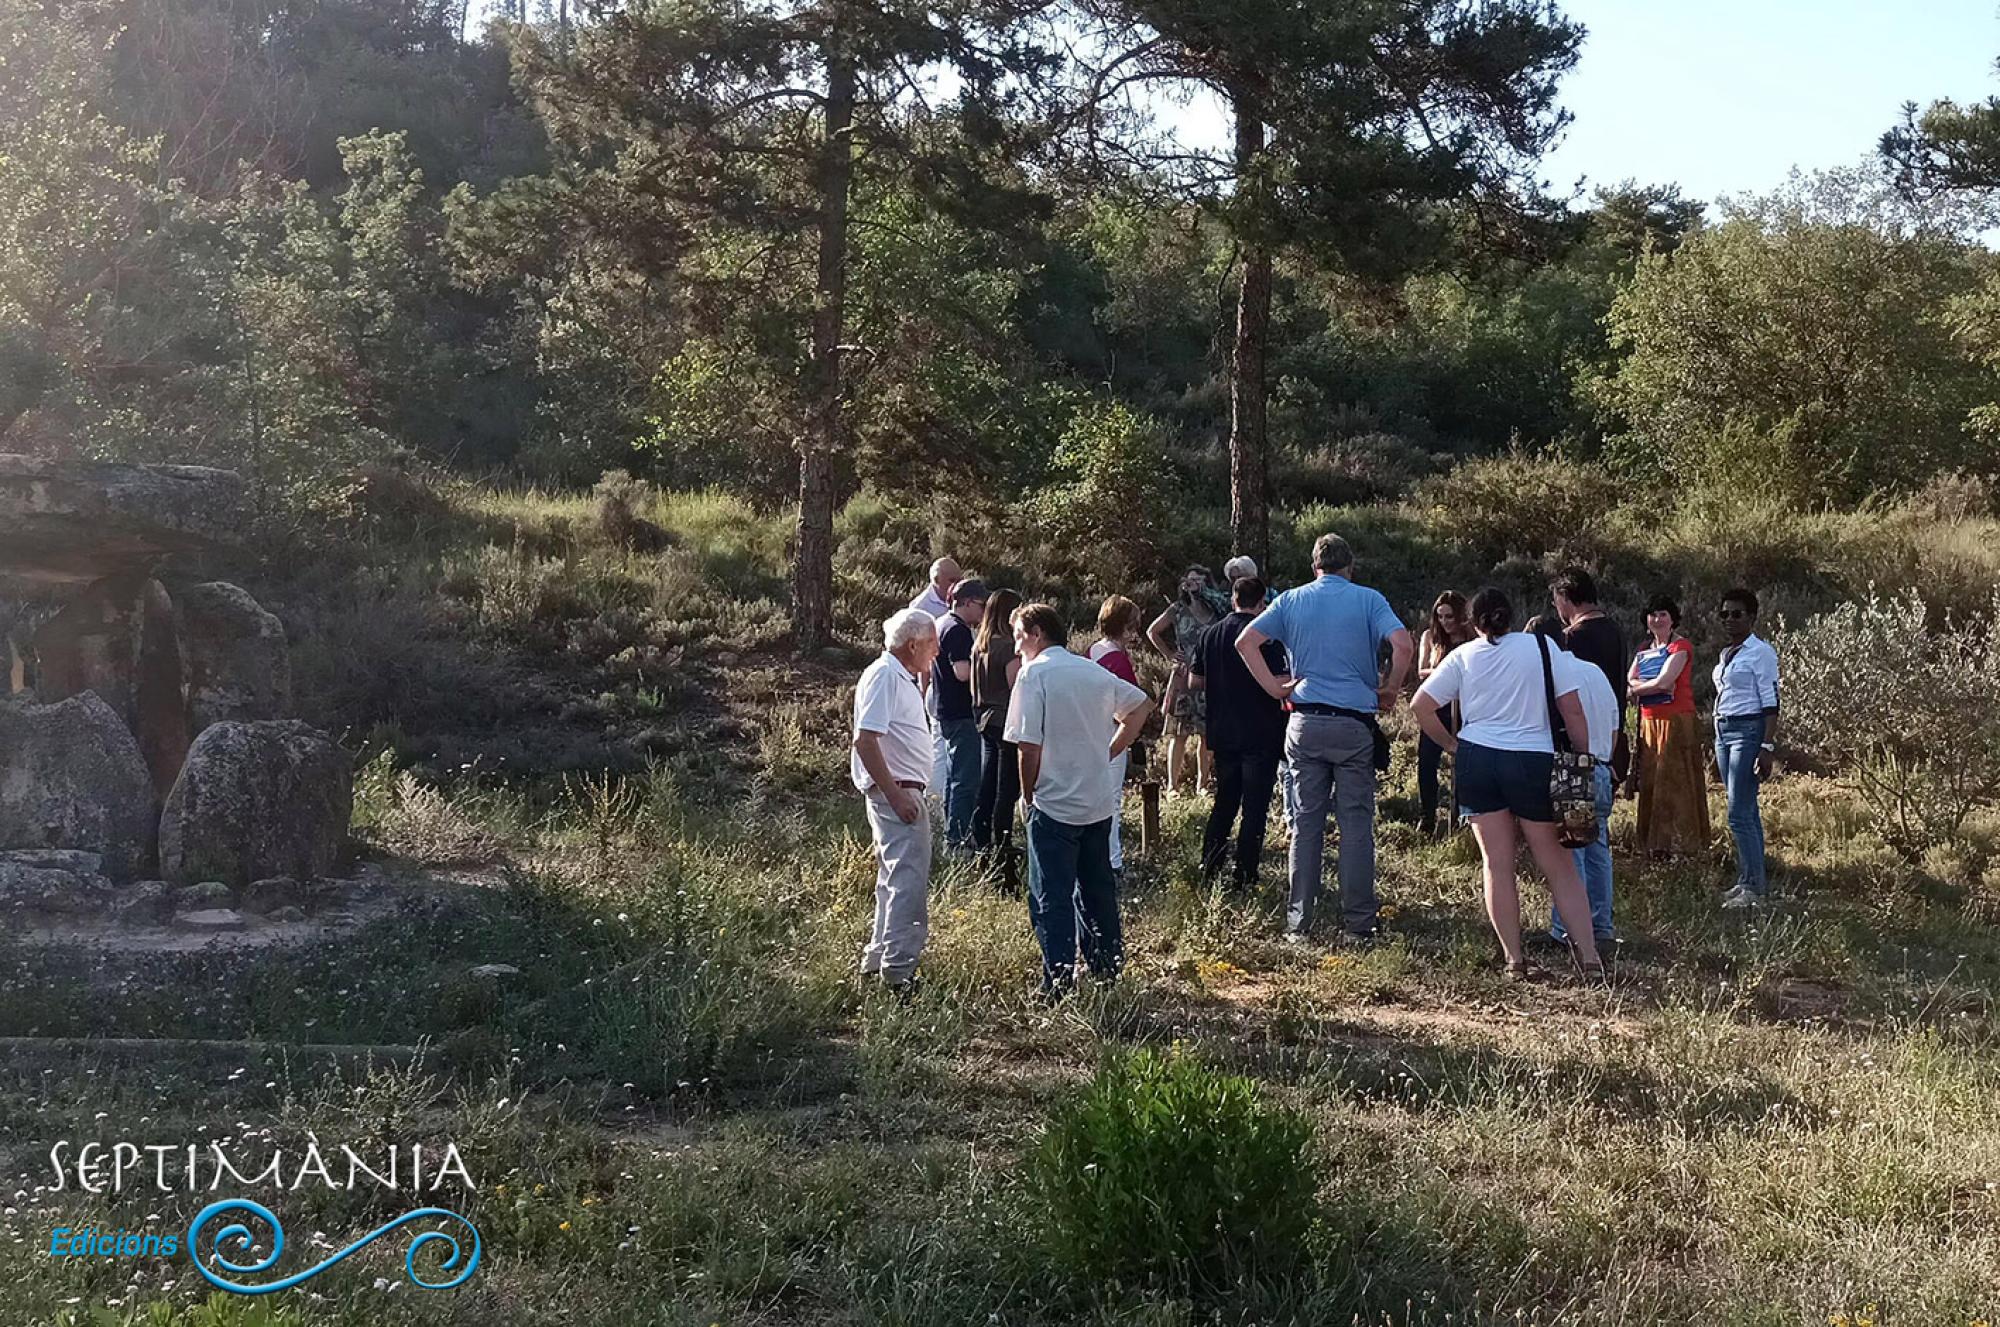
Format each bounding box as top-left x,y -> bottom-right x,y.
933,578 -> 988,850
1551,567 -> 1628,784
1191,577 -> 1290,886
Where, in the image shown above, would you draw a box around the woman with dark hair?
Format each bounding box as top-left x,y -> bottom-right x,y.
971,587 -> 1025,887
1092,595 -> 1147,876
1147,567 -> 1227,798
1415,591 -> 1475,835
1628,593 -> 1709,858
1413,587 -> 1605,981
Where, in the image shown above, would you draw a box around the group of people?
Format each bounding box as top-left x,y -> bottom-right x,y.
852,540 -> 1782,995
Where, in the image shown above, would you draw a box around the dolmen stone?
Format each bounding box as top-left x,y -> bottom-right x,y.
177,582 -> 291,732
160,721 -> 352,888
0,692 -> 156,879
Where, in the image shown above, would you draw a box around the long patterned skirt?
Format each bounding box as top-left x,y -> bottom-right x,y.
1635,711 -> 1711,856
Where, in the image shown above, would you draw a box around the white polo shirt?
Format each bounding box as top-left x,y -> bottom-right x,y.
1004,646 -> 1148,826
851,652 -> 933,793
1713,634 -> 1780,719
910,584 -> 951,619
1551,646 -> 1617,763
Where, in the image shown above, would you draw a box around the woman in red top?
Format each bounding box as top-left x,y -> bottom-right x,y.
1628,593 -> 1711,857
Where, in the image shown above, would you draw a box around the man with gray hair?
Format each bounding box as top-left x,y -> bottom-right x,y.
852,607 -> 941,992
1223,554 -> 1259,584
1235,533 -> 1413,944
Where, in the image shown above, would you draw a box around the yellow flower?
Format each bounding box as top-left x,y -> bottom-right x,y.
581,1197 -> 597,1207
558,1221 -> 572,1232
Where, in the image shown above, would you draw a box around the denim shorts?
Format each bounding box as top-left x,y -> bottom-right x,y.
1456,740 -> 1555,822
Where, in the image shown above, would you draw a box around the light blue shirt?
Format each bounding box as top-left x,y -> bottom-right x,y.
1713,633 -> 1780,719
1245,574 -> 1405,712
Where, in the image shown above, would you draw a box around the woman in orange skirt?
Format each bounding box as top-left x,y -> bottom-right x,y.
1627,594 -> 1710,856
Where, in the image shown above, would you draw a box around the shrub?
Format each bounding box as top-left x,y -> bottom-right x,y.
1031,400 -> 1170,590
1413,449 -> 1625,568
593,468 -> 674,551
1024,1047 -> 1319,1296
1781,589 -> 2000,861
1272,432 -> 1436,507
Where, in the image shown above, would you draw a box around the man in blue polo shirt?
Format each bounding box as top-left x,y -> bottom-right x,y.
1235,533 -> 1412,943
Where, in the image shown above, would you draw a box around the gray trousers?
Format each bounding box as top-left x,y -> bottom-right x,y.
1285,713 -> 1379,936
862,789 -> 932,982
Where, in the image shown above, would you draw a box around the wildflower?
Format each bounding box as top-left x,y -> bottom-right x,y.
558,1221 -> 571,1232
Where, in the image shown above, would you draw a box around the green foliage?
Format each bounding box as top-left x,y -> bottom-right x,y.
1031,399 -> 1171,590
1412,448 -> 1626,567
1598,171 -> 1998,504
1781,588 -> 2000,861
1025,1047 -> 1319,1296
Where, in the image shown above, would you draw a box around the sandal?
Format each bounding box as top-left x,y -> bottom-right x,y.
1502,958 -> 1539,982
1565,939 -> 1609,985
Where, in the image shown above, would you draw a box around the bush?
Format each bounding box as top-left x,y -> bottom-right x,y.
1031,400 -> 1171,589
1781,589 -> 2000,861
1413,450 -> 1625,568
593,468 -> 674,551
1024,1047 -> 1319,1297
1272,432 -> 1436,507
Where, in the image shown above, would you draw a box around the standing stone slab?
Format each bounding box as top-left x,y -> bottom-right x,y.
160,721 -> 352,887
176,582 -> 291,733
0,692 -> 156,879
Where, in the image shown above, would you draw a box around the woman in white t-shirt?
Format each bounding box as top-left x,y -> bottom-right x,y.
1413,587 -> 1604,981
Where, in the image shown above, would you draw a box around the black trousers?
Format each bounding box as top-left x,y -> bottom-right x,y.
1202,745 -> 1281,885
1417,708 -> 1460,823
973,720 -> 1020,853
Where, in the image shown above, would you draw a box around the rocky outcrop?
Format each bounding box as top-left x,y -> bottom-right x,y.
159,721 -> 351,887
0,454 -> 245,589
0,693 -> 157,879
177,582 -> 291,731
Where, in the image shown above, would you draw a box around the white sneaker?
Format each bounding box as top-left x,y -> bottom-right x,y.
1720,888 -> 1762,910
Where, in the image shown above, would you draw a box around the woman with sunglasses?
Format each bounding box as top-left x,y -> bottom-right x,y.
1712,587 -> 1780,908
1415,591 -> 1475,835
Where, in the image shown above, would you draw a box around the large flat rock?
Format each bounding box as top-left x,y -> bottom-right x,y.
0,454 -> 246,587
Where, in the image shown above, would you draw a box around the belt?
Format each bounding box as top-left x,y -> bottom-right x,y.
894,780 -> 925,790
1292,703 -> 1374,722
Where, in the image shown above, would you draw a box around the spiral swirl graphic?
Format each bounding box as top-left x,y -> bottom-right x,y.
186,1198 -> 482,1294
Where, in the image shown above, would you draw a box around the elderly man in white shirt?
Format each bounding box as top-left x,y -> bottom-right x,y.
852,607 -> 941,991
1004,602 -> 1154,996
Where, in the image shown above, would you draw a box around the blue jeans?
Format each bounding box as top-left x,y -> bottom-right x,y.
1715,715 -> 1769,895
1025,809 -> 1121,991
1551,763 -> 1614,941
940,717 -> 982,849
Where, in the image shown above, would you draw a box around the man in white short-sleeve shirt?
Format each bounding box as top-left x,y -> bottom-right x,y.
1004,602 -> 1153,995
1533,620 -> 1617,946
852,608 -> 941,991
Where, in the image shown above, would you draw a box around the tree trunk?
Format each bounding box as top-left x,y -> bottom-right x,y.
1227,86 -> 1272,570
793,40 -> 855,650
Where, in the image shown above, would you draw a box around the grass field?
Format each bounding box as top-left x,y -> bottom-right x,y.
3,479 -> 1998,1326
